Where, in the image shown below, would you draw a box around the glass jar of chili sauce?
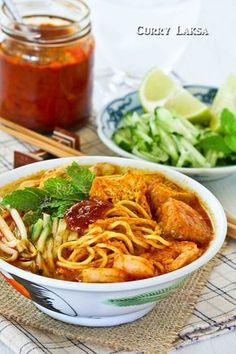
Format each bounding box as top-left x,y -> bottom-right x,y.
0,0 -> 94,131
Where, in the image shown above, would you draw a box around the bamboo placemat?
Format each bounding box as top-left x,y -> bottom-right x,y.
0,256 -> 218,354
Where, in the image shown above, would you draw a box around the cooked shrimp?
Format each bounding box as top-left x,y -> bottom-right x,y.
113,254 -> 155,280
151,241 -> 201,273
81,268 -> 127,283
89,163 -> 117,176
18,179 -> 41,189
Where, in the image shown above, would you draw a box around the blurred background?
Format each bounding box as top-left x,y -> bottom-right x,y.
175,0 -> 236,85
88,0 -> 236,88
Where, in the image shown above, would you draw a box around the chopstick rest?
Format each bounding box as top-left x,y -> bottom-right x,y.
0,117 -> 84,158
14,127 -> 81,168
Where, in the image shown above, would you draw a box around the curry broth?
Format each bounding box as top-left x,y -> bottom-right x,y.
0,164 -> 213,231
0,163 -> 214,282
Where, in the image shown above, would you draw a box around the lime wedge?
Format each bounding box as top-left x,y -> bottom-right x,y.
165,89 -> 213,124
139,68 -> 212,124
211,74 -> 236,131
139,68 -> 180,112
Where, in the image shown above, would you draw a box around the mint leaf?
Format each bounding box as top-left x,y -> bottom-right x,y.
1,163 -> 95,219
224,133 -> 236,152
43,177 -> 83,201
56,201 -> 73,217
1,188 -> 49,211
45,200 -> 73,218
23,211 -> 43,226
220,108 -> 236,134
66,162 -> 95,195
197,135 -> 231,154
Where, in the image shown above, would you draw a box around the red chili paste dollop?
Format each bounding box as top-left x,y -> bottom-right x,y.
64,199 -> 112,234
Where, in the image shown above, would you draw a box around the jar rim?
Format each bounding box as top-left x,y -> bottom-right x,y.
1,0 -> 91,45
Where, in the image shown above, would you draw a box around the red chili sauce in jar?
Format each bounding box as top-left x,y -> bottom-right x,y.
0,21 -> 94,131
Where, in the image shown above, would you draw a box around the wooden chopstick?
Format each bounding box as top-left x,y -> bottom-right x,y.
227,221 -> 236,240
0,124 -> 80,157
225,211 -> 236,226
0,117 -> 84,158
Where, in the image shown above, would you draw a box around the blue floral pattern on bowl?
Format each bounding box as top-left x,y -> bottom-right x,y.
99,86 -> 217,138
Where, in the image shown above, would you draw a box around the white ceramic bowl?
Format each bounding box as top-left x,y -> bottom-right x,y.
0,156 -> 227,327
97,87 -> 236,182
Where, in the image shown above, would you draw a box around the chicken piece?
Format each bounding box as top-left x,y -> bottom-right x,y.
148,179 -> 196,212
90,172 -> 151,215
159,198 -> 212,245
113,254 -> 155,280
150,241 -> 202,273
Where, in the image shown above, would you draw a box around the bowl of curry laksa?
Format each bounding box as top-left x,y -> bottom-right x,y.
0,157 -> 227,326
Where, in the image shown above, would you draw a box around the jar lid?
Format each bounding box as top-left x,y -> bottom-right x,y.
0,0 -> 91,44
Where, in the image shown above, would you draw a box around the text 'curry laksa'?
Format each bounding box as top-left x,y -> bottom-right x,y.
0,162 -> 213,283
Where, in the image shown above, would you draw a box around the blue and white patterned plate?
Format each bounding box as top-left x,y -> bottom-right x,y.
97,85 -> 236,182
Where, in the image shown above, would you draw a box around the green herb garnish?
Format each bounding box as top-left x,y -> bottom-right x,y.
112,107 -> 236,168
1,163 -> 95,218
66,162 -> 95,195
43,177 -> 83,201
23,210 -> 43,226
2,188 -> 49,211
220,108 -> 236,134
